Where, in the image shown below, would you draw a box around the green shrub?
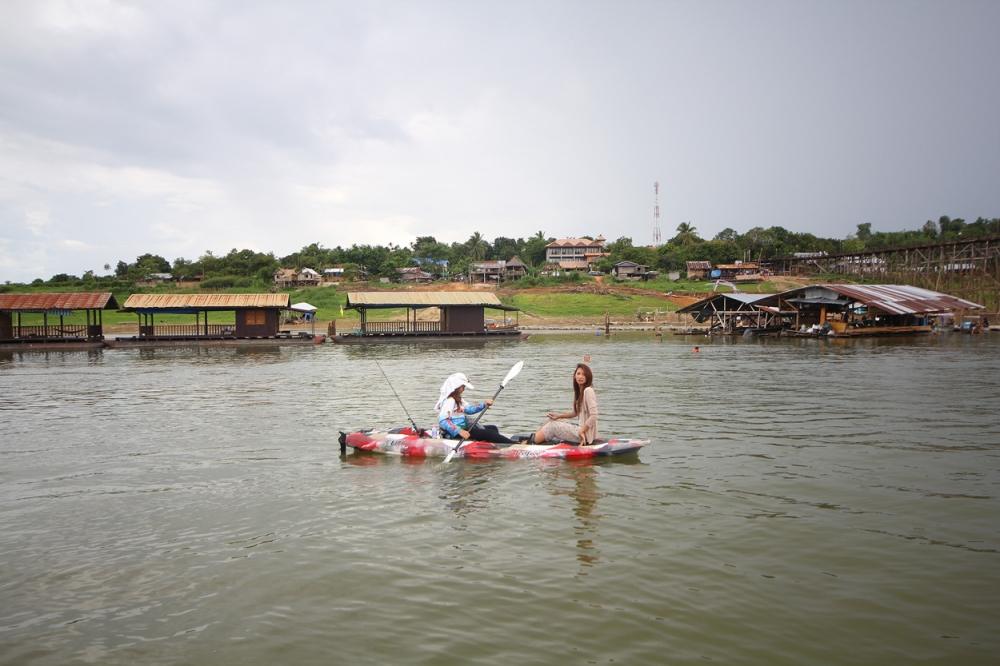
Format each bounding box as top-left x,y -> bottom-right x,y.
200,275 -> 253,289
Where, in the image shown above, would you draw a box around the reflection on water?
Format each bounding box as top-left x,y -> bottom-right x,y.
543,461 -> 602,570
339,337 -> 525,361
1,334 -> 999,665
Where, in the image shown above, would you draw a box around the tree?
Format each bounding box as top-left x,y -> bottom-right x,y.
606,236 -> 634,256
670,222 -> 701,245
714,228 -> 739,242
172,257 -> 195,278
921,220 -> 938,239
411,236 -> 450,261
522,231 -> 550,266
134,253 -> 171,273
492,236 -> 520,261
939,215 -> 966,237
465,232 -> 489,261
856,222 -> 872,241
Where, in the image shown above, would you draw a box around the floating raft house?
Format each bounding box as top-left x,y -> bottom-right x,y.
334,291 -> 522,342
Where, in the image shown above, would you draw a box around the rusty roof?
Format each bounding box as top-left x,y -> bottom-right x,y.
346,291 -> 517,310
821,284 -> 983,314
122,294 -> 290,310
0,292 -> 119,311
768,284 -> 983,314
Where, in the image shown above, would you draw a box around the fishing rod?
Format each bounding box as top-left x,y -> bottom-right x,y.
374,359 -> 424,435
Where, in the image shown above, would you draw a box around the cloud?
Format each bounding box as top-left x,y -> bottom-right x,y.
1,0 -> 999,283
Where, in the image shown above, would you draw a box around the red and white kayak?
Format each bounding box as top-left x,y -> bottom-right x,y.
339,428 -> 648,460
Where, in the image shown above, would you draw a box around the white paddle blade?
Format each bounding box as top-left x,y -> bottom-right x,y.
443,441 -> 461,464
501,361 -> 524,387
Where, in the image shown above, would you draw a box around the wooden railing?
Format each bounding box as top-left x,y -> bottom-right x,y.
363,321 -> 443,334
139,324 -> 235,338
15,325 -> 88,339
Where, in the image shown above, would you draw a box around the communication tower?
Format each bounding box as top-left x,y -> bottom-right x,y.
653,181 -> 661,245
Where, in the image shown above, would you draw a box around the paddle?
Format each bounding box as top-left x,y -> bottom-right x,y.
443,361 -> 524,463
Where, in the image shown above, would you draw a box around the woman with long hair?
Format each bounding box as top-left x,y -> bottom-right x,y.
530,363 -> 598,446
435,372 -> 513,444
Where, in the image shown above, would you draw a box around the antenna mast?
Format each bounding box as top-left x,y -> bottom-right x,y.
653,181 -> 661,245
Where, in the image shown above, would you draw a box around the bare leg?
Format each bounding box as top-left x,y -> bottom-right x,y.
533,428 -> 546,444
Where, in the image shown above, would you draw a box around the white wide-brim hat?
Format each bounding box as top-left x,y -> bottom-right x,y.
436,372 -> 474,410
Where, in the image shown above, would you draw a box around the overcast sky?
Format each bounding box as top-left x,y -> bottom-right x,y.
1,0 -> 998,283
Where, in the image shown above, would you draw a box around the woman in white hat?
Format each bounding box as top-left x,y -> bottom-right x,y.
435,372 -> 513,444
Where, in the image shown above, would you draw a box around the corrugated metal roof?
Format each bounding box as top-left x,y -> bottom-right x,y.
346,291 -> 516,309
122,294 -> 290,310
0,292 -> 119,310
816,284 -> 981,314
762,284 -> 983,314
676,293 -> 774,313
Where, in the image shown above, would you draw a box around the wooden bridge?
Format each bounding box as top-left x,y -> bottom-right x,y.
769,236 -> 1000,310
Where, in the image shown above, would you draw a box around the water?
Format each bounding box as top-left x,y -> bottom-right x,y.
1,333 -> 998,665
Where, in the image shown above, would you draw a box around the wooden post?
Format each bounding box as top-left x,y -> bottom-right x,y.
605,311 -> 610,336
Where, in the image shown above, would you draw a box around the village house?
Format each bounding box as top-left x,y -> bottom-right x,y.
469,256 -> 528,283
715,262 -> 764,282
397,267 -> 434,283
545,237 -> 608,271
686,261 -> 712,279
273,267 -> 321,288
612,260 -> 649,280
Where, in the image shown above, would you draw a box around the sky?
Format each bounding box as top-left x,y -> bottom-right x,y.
1,0 -> 999,283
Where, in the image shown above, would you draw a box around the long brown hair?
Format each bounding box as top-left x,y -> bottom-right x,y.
572,363 -> 594,414
448,387 -> 464,411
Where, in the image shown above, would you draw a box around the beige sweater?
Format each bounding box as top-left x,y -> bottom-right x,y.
575,386 -> 599,444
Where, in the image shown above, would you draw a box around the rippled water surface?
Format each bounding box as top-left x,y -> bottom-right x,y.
2,333 -> 998,665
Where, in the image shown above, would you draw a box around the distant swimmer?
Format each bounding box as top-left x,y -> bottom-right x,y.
693,346 -> 700,353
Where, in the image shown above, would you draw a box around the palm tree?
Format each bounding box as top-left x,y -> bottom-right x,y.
466,232 -> 489,261
672,222 -> 701,245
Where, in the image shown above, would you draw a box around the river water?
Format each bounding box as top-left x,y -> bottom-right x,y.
1,332 -> 998,665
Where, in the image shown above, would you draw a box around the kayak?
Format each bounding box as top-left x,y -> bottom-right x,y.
338,427 -> 648,459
